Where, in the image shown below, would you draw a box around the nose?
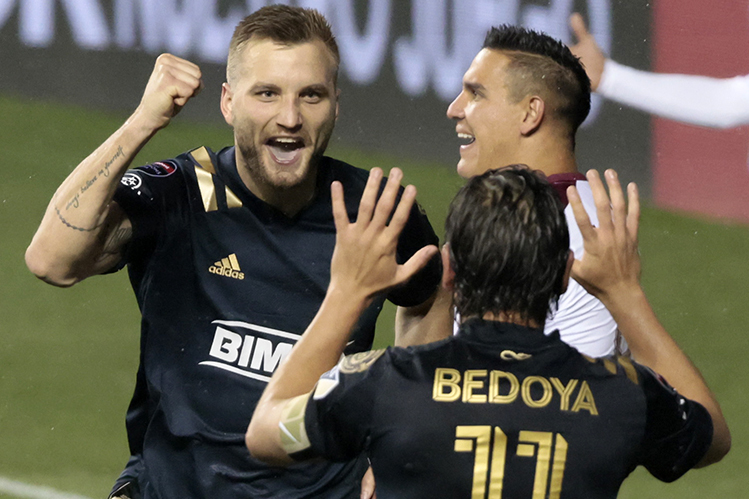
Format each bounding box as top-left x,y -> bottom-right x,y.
277,96 -> 303,131
446,92 -> 465,120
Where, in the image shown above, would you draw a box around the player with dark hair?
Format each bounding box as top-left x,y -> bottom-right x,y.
246,165 -> 730,498
25,5 -> 440,499
440,24 -> 624,357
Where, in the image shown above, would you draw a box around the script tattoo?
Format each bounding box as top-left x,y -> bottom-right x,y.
57,145 -> 126,231
65,146 -> 124,211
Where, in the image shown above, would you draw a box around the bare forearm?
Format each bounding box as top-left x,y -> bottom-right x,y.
247,287 -> 369,462
26,112 -> 158,285
265,287 -> 368,401
602,286 -> 730,463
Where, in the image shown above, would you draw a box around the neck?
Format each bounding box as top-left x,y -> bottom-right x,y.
236,155 -> 319,218
519,133 -> 578,176
480,311 -> 541,329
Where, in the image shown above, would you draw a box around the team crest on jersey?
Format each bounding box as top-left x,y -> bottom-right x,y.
339,349 -> 386,373
138,160 -> 177,177
120,172 -> 142,190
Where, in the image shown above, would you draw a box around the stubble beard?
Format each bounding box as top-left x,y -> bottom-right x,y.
236,123 -> 335,192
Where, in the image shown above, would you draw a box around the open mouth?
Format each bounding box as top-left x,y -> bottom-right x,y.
266,137 -> 306,164
458,132 -> 475,146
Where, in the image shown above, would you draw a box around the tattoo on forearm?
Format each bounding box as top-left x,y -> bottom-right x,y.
65,146 -> 125,211
54,206 -> 105,232
102,226 -> 132,255
102,146 -> 124,178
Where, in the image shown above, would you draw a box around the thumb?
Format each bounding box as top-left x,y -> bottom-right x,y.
396,245 -> 440,285
569,13 -> 590,42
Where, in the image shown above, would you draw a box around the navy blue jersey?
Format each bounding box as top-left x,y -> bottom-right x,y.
111,146 -> 441,499
298,319 -> 713,499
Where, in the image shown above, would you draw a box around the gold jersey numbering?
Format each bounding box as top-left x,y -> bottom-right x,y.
455,425 -> 568,499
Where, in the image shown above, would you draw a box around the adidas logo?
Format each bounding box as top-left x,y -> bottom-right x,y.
209,253 -> 245,280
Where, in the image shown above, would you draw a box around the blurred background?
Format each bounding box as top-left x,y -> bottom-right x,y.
1,0 -> 748,497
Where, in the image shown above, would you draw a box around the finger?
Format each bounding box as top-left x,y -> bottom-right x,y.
569,13 -> 590,42
585,169 -> 614,233
331,181 -> 349,233
604,169 -> 626,232
395,245 -> 440,286
158,53 -> 203,81
371,168 -> 403,228
385,184 -> 416,238
357,168 -> 383,225
360,467 -> 376,499
627,182 -> 640,242
567,185 -> 596,243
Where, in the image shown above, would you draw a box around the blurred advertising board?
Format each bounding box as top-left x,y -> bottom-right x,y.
0,0 -> 652,193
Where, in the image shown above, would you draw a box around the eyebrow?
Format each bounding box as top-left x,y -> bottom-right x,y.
250,83 -> 282,93
301,84 -> 331,96
464,81 -> 485,94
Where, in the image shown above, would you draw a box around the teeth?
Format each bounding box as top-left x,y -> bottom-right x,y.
457,133 -> 475,145
274,137 -> 298,143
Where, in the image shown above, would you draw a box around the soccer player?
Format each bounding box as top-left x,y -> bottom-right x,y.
569,13 -> 749,128
444,25 -> 623,356
25,5 -> 440,499
246,165 -> 730,498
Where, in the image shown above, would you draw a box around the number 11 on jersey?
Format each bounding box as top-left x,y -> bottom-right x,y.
454,425 -> 568,498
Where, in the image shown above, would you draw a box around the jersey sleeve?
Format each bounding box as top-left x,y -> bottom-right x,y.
637,364 -> 713,482
386,200 -> 442,307
288,351 -> 385,462
113,159 -> 190,261
598,60 -> 749,129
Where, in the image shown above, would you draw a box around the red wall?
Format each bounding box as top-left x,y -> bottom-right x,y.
653,0 -> 749,222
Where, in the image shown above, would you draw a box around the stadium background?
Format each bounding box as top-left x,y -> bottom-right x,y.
1,0 -> 748,497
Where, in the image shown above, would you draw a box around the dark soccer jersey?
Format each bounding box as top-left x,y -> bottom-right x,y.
112,146 -> 441,499
300,319 -> 713,499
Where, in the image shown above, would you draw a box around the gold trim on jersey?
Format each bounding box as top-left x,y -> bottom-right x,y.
279,392 -> 313,455
339,349 -> 386,373
195,167 -> 218,212
191,146 -> 216,174
191,147 -> 243,212
226,187 -> 243,209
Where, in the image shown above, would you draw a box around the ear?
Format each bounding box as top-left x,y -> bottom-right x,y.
440,244 -> 456,290
220,82 -> 234,126
520,96 -> 545,136
560,250 -> 574,294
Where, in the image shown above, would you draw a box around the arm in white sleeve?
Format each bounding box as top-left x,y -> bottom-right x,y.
598,60 -> 749,129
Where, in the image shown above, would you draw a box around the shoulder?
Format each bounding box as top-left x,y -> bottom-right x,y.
325,156 -> 370,186
578,353 -> 643,386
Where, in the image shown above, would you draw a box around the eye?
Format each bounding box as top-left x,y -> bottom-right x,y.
255,89 -> 277,101
301,90 -> 324,103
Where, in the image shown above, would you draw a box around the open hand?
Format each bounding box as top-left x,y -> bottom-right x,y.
567,169 -> 640,303
569,13 -> 606,91
329,167 -> 439,303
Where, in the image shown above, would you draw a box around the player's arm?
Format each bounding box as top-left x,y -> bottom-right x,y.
25,54 -> 203,286
568,169 -> 730,467
246,168 -> 438,465
569,13 -> 749,129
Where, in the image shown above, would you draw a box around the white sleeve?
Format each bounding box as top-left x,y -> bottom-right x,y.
597,60 -> 749,129
544,180 -> 625,357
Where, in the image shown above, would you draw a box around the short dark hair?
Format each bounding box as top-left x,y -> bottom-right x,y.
445,166 -> 570,326
227,5 -> 339,83
484,25 -> 591,143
